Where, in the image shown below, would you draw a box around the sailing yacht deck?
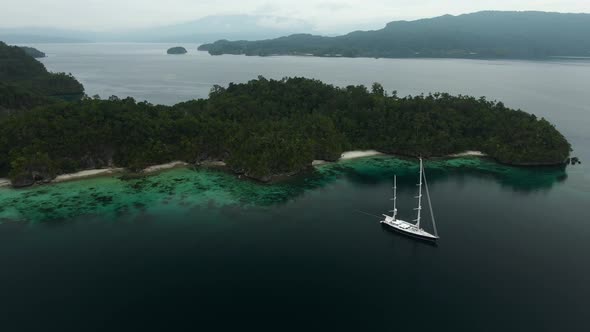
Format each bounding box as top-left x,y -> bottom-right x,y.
381,216 -> 439,240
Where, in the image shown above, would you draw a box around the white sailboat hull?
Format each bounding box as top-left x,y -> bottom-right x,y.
380,216 -> 439,241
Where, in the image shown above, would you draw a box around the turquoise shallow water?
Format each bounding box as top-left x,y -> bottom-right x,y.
0,157 -> 568,224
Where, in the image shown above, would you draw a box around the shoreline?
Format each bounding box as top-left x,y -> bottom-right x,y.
53,168 -> 125,183
142,161 -> 189,174
52,161 -> 190,184
340,150 -> 383,160
1,160 -> 229,189
311,150 -> 383,166
312,150 -> 487,167
0,149 -> 559,189
447,150 -> 487,157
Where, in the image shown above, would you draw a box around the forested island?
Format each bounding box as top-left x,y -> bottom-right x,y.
199,11 -> 590,59
0,41 -> 571,187
167,46 -> 187,54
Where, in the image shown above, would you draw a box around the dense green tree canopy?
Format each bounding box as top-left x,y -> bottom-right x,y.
0,41 -> 84,111
18,46 -> 46,58
0,77 -> 571,186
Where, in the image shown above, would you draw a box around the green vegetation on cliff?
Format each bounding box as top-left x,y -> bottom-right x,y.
0,41 -> 84,112
0,77 -> 571,186
199,11 -> 590,59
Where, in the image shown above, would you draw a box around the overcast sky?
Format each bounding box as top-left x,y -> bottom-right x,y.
2,0 -> 589,32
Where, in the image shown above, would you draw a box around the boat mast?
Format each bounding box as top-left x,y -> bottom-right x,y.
394,176 -> 397,220
422,165 -> 438,237
414,158 -> 423,229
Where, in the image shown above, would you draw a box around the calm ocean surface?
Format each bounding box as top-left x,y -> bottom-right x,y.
1,43 -> 589,331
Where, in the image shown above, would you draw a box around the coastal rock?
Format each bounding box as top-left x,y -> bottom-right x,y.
567,157 -> 581,165
167,47 -> 188,55
10,173 -> 35,188
32,171 -> 53,183
317,152 -> 340,162
80,153 -> 113,169
9,166 -> 56,188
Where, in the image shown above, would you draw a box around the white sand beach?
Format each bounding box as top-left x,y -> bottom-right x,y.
143,161 -> 188,173
311,160 -> 329,166
339,150 -> 383,160
448,150 -> 487,157
53,168 -> 124,183
199,160 -> 227,167
310,149 -> 486,167
312,150 -> 383,166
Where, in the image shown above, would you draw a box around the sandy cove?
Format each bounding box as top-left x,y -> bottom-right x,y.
1,160 -> 230,188
312,150 -> 486,166
53,168 -> 125,183
0,178 -> 10,188
142,161 -> 189,173
339,150 -> 384,160
51,161 -> 189,184
311,150 -> 383,166
448,150 -> 487,157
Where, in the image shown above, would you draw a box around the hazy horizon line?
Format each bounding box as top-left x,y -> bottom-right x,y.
2,9 -> 589,34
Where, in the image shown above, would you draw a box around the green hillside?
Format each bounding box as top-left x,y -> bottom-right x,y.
0,41 -> 84,112
199,11 -> 590,59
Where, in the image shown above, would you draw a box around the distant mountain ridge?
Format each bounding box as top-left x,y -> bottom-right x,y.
199,11 -> 590,59
0,15 -> 318,43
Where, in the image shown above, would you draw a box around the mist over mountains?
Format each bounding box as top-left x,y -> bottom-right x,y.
0,15 -> 319,43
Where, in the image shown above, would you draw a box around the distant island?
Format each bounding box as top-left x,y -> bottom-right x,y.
0,41 -> 571,187
199,11 -> 590,59
167,46 -> 187,54
18,46 -> 45,58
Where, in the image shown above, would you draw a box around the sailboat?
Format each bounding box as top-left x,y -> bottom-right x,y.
380,158 -> 439,241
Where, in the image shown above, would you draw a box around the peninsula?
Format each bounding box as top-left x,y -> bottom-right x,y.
0,41 -> 571,187
18,46 -> 45,58
198,11 -> 590,59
